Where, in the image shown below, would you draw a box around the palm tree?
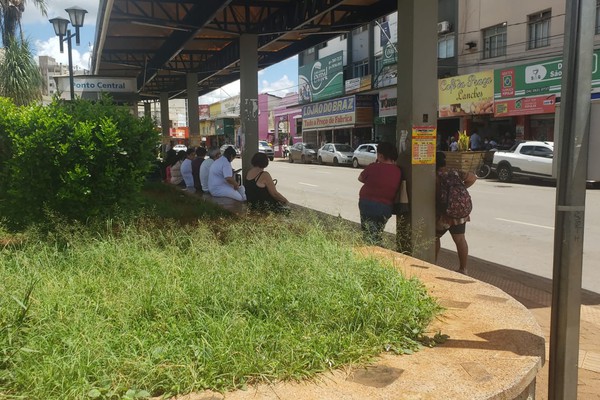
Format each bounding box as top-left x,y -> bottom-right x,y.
0,0 -> 47,45
0,39 -> 42,105
0,0 -> 47,105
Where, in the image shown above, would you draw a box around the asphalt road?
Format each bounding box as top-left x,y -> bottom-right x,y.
232,158 -> 600,293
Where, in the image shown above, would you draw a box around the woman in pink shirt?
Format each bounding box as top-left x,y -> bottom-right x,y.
358,142 -> 401,245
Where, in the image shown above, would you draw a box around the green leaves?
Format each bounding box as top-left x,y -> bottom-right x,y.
0,96 -> 158,227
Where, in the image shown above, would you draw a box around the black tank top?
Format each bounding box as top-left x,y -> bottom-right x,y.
244,171 -> 279,210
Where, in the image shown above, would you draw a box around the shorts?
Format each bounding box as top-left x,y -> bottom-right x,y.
436,222 -> 466,237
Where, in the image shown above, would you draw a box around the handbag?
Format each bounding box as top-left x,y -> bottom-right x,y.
392,180 -> 410,215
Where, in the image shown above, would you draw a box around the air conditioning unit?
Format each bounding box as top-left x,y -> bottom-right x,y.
437,21 -> 451,34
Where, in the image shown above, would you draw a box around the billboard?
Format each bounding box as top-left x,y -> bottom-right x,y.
302,95 -> 373,131
298,51 -> 344,104
438,71 -> 494,117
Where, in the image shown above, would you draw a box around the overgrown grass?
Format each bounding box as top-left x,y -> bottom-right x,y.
0,185 -> 442,399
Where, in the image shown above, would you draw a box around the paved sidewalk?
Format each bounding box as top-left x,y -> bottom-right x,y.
436,248 -> 600,400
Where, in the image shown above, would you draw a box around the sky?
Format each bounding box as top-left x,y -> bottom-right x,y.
21,1 -> 299,103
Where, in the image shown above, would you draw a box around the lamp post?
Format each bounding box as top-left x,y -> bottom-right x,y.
49,6 -> 88,100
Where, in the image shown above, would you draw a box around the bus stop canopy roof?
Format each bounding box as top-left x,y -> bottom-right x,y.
91,0 -> 397,100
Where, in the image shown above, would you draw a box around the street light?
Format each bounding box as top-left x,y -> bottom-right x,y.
49,6 -> 88,100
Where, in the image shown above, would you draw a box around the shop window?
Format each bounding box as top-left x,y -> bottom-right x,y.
528,10 -> 551,49
483,24 -> 507,59
438,34 -> 455,59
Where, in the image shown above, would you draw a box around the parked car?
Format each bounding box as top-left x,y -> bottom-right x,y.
352,143 -> 378,168
258,140 -> 274,161
317,143 -> 355,166
288,142 -> 317,163
492,141 -> 554,182
172,144 -> 187,152
220,144 -> 241,158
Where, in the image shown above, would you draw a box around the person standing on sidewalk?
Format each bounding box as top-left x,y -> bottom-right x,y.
357,142 -> 401,245
435,151 -> 477,274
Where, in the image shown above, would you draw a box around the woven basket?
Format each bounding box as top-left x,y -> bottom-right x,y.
443,151 -> 486,173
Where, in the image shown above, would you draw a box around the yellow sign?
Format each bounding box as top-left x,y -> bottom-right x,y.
438,70 -> 494,117
411,126 -> 436,165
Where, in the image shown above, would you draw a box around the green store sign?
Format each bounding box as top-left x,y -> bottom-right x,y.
298,51 -> 344,104
494,50 -> 600,99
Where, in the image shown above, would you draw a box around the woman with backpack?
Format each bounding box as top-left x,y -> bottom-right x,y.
435,151 -> 477,275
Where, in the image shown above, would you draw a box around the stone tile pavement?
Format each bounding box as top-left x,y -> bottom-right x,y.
436,248 -> 600,400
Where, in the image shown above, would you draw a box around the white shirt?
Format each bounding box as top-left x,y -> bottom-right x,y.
199,158 -> 215,192
208,156 -> 233,194
180,158 -> 194,188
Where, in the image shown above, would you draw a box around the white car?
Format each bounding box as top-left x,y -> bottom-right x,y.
172,144 -> 187,152
317,143 -> 355,166
352,143 -> 378,168
492,141 -> 554,182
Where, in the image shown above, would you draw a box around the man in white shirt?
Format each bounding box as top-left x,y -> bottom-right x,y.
208,146 -> 246,201
200,147 -> 220,193
180,148 -> 196,192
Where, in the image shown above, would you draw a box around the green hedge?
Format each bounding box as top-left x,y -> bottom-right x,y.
0,96 -> 159,227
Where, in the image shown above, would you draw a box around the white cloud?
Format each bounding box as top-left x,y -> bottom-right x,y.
22,0 -> 99,25
34,37 -> 92,71
199,80 -> 241,104
198,73 -> 297,104
21,0 -> 97,71
260,74 -> 295,97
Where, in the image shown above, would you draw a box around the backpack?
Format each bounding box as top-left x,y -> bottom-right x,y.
438,170 -> 472,219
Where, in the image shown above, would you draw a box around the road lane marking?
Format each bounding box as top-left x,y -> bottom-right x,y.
298,182 -> 318,187
495,218 -> 554,230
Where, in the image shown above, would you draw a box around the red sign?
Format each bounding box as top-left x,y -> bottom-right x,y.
500,69 -> 515,98
494,95 -> 556,116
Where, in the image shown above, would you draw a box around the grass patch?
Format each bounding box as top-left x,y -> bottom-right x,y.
0,184 -> 442,399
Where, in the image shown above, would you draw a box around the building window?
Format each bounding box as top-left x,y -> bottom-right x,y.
353,59 -> 369,78
438,34 -> 455,59
353,25 -> 368,35
483,24 -> 507,59
596,0 -> 600,34
528,10 -> 551,49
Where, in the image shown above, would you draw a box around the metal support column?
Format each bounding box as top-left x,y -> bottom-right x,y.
395,0 -> 438,261
186,73 -> 200,147
239,34 -> 259,176
549,0 -> 594,398
143,102 -> 151,118
160,92 -> 170,147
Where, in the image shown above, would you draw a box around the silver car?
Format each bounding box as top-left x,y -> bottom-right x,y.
317,143 -> 355,166
352,143 -> 378,168
258,140 -> 274,161
288,142 -> 317,164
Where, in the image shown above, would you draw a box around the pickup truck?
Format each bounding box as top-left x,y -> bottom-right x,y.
492,141 -> 554,182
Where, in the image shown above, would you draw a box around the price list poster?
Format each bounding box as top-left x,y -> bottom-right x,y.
411,126 -> 436,165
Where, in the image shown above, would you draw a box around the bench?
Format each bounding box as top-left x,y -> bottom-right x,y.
172,185 -> 248,215
198,191 -> 248,215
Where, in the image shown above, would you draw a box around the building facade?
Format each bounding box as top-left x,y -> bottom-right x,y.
441,0 -> 600,146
